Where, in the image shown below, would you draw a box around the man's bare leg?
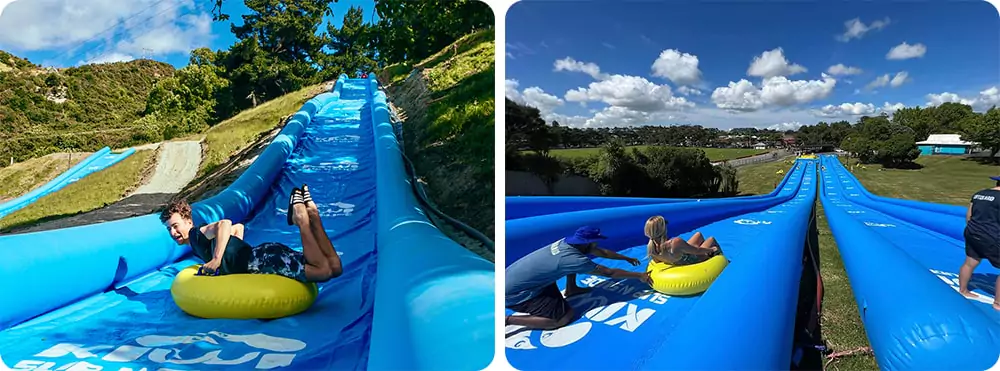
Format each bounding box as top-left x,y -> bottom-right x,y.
959,256 -> 980,298
302,185 -> 343,277
564,274 -> 590,296
293,201 -> 334,282
506,309 -> 573,330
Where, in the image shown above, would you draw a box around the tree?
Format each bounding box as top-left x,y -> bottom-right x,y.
962,108 -> 1000,158
324,5 -> 377,79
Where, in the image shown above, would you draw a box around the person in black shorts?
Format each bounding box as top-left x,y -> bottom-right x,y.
959,175 -> 1000,310
159,185 -> 342,283
505,226 -> 651,330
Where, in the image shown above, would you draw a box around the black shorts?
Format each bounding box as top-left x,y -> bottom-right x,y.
966,233 -> 1000,268
507,284 -> 570,320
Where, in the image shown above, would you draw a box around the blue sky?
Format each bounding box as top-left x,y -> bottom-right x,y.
0,0 -> 376,69
505,1 -> 1000,131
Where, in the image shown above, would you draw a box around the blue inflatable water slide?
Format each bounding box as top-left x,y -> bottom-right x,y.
505,158 -> 818,370
0,147 -> 135,220
0,75 -> 493,371
818,154 -> 1000,369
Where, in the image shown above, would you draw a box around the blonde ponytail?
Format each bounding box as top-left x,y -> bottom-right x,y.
644,215 -> 667,259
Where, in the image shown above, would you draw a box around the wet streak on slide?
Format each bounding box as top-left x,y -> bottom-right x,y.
505,159 -> 817,370
0,147 -> 136,220
0,75 -> 492,371
505,166 -> 798,221
818,154 -> 1000,369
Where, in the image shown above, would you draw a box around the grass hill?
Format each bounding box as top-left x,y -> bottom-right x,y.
0,53 -> 175,163
380,29 -> 495,257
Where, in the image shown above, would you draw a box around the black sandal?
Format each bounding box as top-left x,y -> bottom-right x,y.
287,188 -> 303,225
301,184 -> 313,205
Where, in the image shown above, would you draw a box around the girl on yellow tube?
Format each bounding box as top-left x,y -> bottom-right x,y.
644,216 -> 722,264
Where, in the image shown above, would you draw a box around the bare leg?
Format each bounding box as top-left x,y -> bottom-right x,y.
959,256 -> 980,298
304,197 -> 343,277
506,308 -> 574,330
687,232 -> 705,246
564,274 -> 590,296
700,237 -> 719,249
232,223 -> 245,240
293,202 -> 334,282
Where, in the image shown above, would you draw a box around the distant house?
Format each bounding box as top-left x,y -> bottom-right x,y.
916,134 -> 976,155
753,142 -> 767,150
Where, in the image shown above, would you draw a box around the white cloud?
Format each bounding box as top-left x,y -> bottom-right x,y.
651,49 -> 702,86
837,17 -> 891,42
827,63 -> 863,75
768,122 -> 803,131
882,102 -> 906,113
887,42 -> 927,60
926,86 -> 1000,111
712,74 -> 837,113
81,52 -> 134,65
677,86 -> 703,96
0,0 -> 15,17
0,0 -> 214,65
747,48 -> 807,78
865,71 -> 910,90
505,79 -> 565,116
814,101 -> 906,118
711,79 -> 764,112
564,74 -> 694,112
553,57 -> 609,80
815,102 -> 877,117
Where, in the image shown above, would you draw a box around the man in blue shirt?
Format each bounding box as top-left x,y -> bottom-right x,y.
505,226 -> 651,330
960,175 -> 1000,310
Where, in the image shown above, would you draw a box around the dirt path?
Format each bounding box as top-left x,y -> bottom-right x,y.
133,141 -> 201,195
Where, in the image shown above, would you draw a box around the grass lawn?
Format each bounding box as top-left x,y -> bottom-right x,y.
0,152 -> 89,201
198,83 -> 328,178
737,154 -> 1000,370
547,146 -> 769,162
0,149 -> 155,231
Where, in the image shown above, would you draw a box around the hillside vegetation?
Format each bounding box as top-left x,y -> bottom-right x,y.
0,56 -> 175,162
1,0 -> 492,170
382,29 -> 495,243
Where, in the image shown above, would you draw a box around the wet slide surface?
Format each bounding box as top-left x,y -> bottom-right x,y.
0,148 -> 134,220
505,161 -> 814,370
0,80 -> 376,370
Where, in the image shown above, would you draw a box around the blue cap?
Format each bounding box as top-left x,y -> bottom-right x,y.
991,176 -> 1000,181
565,226 -> 608,245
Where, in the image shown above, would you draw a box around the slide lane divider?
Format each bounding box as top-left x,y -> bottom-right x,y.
365,74 -> 494,371
818,155 -> 1000,369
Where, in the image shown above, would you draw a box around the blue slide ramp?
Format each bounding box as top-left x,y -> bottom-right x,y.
0,147 -> 135,220
0,75 -> 493,371
823,155 -> 966,241
505,159 -> 817,370
818,154 -> 1000,369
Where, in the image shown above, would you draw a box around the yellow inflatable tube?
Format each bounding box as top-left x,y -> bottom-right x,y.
171,264 -> 318,319
646,255 -> 729,296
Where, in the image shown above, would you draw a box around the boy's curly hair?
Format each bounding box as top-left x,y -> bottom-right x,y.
159,199 -> 192,223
